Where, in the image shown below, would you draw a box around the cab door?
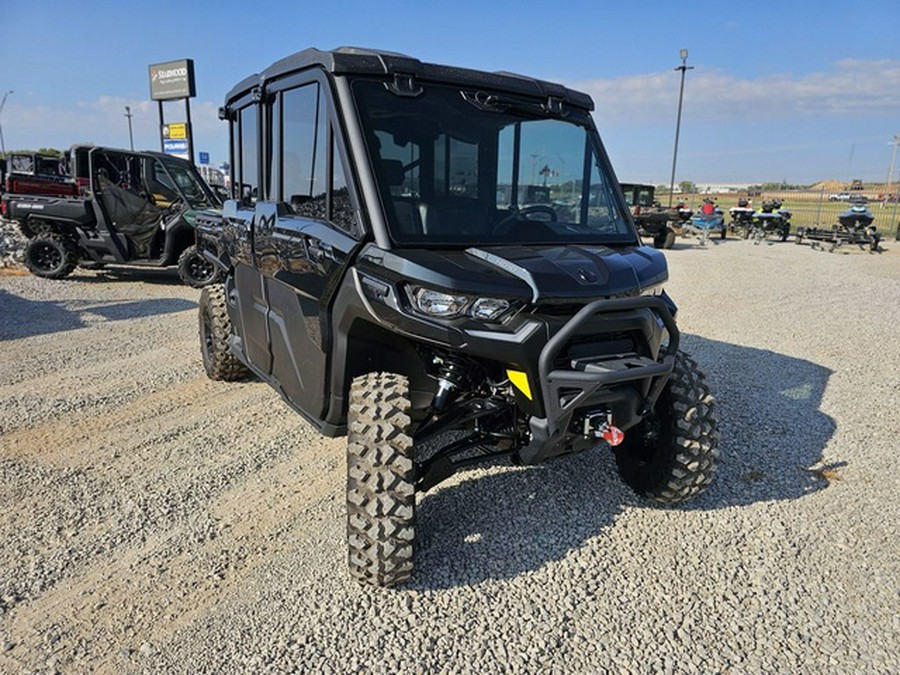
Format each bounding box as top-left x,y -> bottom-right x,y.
252,78 -> 362,422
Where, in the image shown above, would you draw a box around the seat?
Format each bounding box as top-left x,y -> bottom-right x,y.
418,196 -> 490,237
379,159 -> 424,236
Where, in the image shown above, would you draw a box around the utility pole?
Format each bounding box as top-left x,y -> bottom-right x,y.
886,134 -> 900,193
668,50 -> 693,207
0,90 -> 14,157
124,106 -> 135,151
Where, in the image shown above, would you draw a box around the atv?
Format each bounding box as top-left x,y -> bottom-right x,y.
196,47 -> 720,587
2,146 -> 222,287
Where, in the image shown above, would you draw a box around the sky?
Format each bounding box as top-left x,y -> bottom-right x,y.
2,0 -> 898,186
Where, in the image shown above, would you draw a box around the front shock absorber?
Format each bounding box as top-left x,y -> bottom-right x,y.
431,352 -> 470,410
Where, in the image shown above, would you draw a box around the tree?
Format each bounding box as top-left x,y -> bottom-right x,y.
679,180 -> 696,195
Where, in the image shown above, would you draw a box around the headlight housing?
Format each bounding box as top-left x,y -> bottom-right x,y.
405,285 -> 511,322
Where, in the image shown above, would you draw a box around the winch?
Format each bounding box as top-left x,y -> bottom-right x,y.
582,411 -> 625,447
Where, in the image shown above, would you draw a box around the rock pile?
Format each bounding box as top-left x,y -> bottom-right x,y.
0,218 -> 26,268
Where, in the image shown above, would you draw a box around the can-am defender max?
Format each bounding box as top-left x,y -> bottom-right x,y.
196,47 -> 719,587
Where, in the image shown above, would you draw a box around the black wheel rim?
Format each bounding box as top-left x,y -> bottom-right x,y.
187,255 -> 215,283
30,242 -> 62,272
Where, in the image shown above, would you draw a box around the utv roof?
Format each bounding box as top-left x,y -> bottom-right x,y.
75,145 -> 192,163
223,46 -> 594,112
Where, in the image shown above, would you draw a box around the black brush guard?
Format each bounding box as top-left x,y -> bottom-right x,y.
518,296 -> 679,464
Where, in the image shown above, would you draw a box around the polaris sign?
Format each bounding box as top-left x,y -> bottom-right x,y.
149,59 -> 196,101
163,139 -> 189,160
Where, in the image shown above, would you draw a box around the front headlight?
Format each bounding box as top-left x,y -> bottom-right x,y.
405,285 -> 511,322
470,297 -> 510,321
410,287 -> 469,317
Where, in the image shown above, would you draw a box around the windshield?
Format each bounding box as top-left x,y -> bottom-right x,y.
157,158 -> 220,208
352,79 -> 635,246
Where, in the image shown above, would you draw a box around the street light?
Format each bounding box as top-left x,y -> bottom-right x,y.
886,134 -> 900,194
124,105 -> 135,151
0,90 -> 14,157
668,50 -> 693,207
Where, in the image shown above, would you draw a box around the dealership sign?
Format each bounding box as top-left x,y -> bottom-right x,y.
162,122 -> 188,140
163,139 -> 189,160
149,59 -> 196,101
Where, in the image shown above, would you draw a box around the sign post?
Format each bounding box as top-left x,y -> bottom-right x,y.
149,59 -> 197,163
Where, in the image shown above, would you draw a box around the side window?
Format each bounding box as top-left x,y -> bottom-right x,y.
275,81 -> 357,234
282,83 -> 327,218
586,156 -> 625,231
238,105 -> 259,203
269,97 -> 281,202
637,187 -> 654,207
331,131 -> 356,233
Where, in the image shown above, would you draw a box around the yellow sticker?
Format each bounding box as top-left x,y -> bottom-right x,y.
507,370 -> 532,400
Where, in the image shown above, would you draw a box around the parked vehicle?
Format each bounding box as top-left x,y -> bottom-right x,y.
747,199 -> 791,242
684,199 -> 725,243
728,198 -> 755,237
837,199 -> 874,229
796,197 -> 880,252
618,183 -> 678,248
2,152 -> 77,199
196,47 -> 719,587
1,146 -> 221,286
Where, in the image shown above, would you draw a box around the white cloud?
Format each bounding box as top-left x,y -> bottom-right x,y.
573,59 -> 900,125
2,95 -> 226,161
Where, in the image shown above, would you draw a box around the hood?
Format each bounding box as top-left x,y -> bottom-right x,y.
358,244 -> 668,303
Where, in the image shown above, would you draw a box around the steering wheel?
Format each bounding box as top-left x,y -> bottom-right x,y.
493,204 -> 558,235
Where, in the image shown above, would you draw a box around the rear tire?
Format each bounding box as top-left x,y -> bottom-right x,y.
198,284 -> 250,381
663,228 -> 676,249
24,233 -> 78,279
178,245 -> 220,288
347,372 -> 416,587
614,351 -> 718,504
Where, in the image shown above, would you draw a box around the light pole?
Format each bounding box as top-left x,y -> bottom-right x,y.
0,90 -> 13,157
886,134 -> 900,194
124,106 -> 135,151
668,50 -> 693,207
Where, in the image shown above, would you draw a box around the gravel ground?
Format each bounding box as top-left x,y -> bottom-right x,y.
0,235 -> 898,673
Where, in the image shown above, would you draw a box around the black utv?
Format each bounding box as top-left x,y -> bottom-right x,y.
196,47 -> 719,587
618,183 -> 680,249
2,146 -> 221,287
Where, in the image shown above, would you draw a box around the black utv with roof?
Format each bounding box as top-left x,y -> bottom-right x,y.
196,47 -> 719,587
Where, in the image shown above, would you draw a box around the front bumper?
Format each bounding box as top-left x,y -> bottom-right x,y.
517,296 -> 679,464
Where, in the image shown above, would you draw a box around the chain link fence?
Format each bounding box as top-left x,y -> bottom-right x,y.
687,189 -> 900,238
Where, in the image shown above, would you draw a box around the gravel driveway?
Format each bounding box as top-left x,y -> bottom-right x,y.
1,237 -> 898,673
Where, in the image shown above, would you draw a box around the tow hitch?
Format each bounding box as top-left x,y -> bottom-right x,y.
583,411 -> 625,447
